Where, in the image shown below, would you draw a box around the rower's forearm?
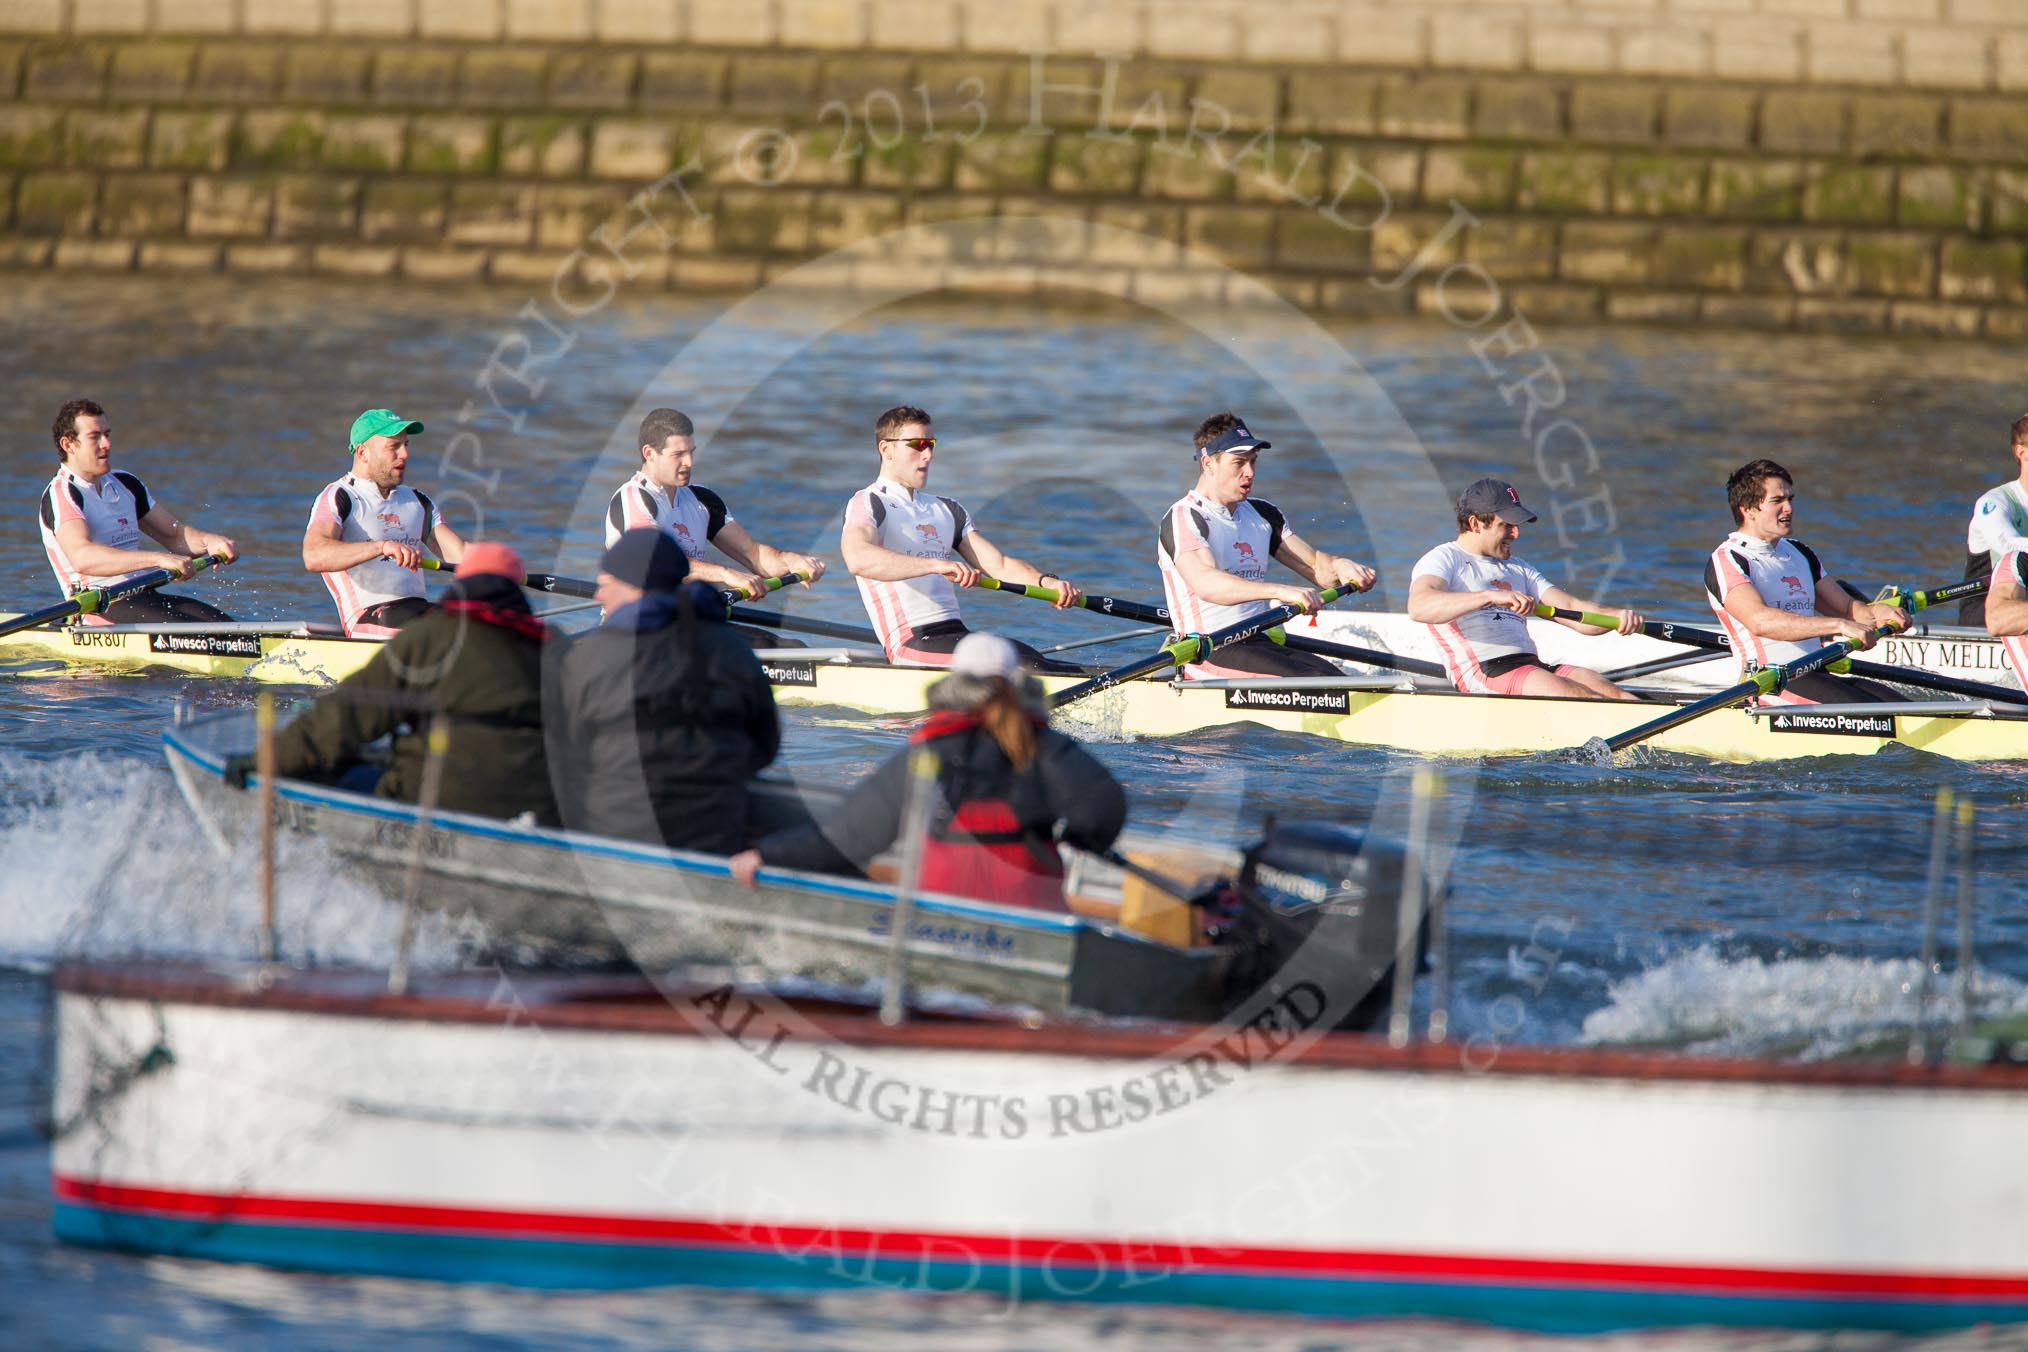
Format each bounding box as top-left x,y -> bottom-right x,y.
1406,590 -> 1499,625
1987,596 -> 2028,637
844,546 -> 942,582
302,539 -> 382,573
67,541 -> 172,574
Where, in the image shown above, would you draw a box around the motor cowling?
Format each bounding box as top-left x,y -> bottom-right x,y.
1218,820 -> 1431,1034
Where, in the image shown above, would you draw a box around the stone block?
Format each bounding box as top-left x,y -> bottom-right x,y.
1088,203 -> 1183,267
485,247 -> 574,283
149,111 -> 230,171
1954,0 -> 2028,20
1570,84 -> 1658,147
1430,11 -> 1522,69
16,171 -> 93,233
1701,294 -> 1795,328
1528,21 -> 1614,75
53,238 -> 136,270
72,0 -> 149,33
1991,168 -> 2028,232
1473,81 -> 1562,143
0,108 -> 61,168
1619,25 -> 1709,77
1709,157 -> 1803,221
1336,4 -> 1428,66
814,56 -> 909,111
1662,87 -> 1754,150
461,51 -> 547,109
1761,92 -> 1845,155
1850,95 -> 1943,158
1888,301 -> 1982,337
445,182 -> 534,246
500,117 -> 586,177
242,0 -> 324,33
193,45 -> 281,102
26,43 -> 110,100
361,180 -> 446,242
1147,3 -> 1240,61
596,0 -> 679,41
284,46 -> 370,102
1270,205 -> 1366,269
62,109 -> 145,168
1606,292 -> 1701,323
1611,153 -> 1707,216
137,239 -> 218,269
809,191 -> 906,251
1559,221 -> 1655,284
1285,72 -> 1378,137
323,115 -> 408,173
1372,210 -> 1459,276
1047,136 -> 1143,195
590,119 -> 678,179
1507,282 -> 1602,322
1055,5 -> 1140,53
532,184 -> 620,248
408,115 -> 494,174
958,0 -> 1049,53
1806,23 -> 1897,84
753,123 -> 855,187
667,254 -> 764,290
550,51 -> 637,110
110,42 -> 195,100
1023,59 -> 1109,129
1240,6 -> 1331,63
1986,306 -> 2028,339
779,0 -> 867,48
224,242 -> 310,272
1377,76 -> 1470,140
187,176 -> 272,236
716,188 -> 812,255
861,135 -> 954,189
0,41 -> 23,96
1903,26 -> 1991,91
1712,22 -> 1802,80
1651,225 -> 1746,289
1941,239 -> 2026,302
375,48 -> 460,108
98,172 -> 184,235
1315,276 -> 1415,316
419,0 -> 502,38
1422,146 -> 1517,209
1747,228 -> 1843,294
2004,34 -> 2028,94
1176,203 -> 1271,269
1803,165 -> 1894,224
1794,298 -> 1889,334
954,131 -> 1049,191
1519,151 -> 1611,214
505,0 -> 592,39
0,239 -> 55,268
1468,218 -> 1557,279
1857,0 -> 1941,17
399,246 -> 490,280
1952,99 -> 2028,163
1231,136 -> 1331,205
154,0 -> 236,32
275,174 -> 361,236
864,0 -> 956,49
1899,166 -> 1980,230
313,242 -> 403,277
330,0 -> 415,35
728,55 -> 820,118
689,0 -> 776,43
1847,232 -> 1937,297
1196,70 -> 1281,132
1131,267 -> 1227,308
640,52 -> 727,112
235,110 -> 326,170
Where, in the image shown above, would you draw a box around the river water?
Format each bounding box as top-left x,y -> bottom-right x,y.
3,273 -> 2027,1348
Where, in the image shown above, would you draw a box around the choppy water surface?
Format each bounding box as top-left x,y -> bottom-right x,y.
4,274 -> 2027,1349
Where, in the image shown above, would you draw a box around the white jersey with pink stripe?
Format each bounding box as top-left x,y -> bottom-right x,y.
844,479 -> 970,660
1157,491 -> 1285,635
307,475 -> 440,634
1703,532 -> 1824,671
1997,550 -> 2028,684
603,473 -> 731,554
38,466 -> 154,596
1409,541 -> 1555,692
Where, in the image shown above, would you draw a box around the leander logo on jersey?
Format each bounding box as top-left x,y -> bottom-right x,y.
1781,574 -> 1805,595
916,524 -> 939,544
379,510 -> 403,531
1232,541 -> 1256,563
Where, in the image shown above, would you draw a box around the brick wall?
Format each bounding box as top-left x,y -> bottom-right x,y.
3,0 -> 2027,337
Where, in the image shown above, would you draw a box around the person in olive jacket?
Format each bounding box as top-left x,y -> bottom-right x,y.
546,527 -> 781,854
227,542 -> 558,825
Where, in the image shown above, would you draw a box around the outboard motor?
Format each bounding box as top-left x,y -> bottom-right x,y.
1218,820 -> 1431,1034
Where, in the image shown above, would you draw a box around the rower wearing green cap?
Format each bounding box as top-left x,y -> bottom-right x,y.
302,408 -> 469,638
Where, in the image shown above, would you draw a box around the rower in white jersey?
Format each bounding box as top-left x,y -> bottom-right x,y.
302,408 -> 469,639
1958,412 -> 2028,627
1157,412 -> 1377,678
841,405 -> 1086,672
1703,458 -> 1908,705
605,406 -> 827,648
1409,477 -> 1643,699
1981,546 -> 2028,685
37,397 -> 239,623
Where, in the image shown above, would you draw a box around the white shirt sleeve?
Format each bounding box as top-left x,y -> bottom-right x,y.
1968,487 -> 2028,560
1409,544 -> 1455,585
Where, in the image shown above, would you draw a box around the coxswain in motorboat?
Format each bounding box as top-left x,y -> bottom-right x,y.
841,405 -> 1085,672
226,542 -> 557,823
1408,477 -> 1643,698
605,406 -> 827,649
38,397 -> 239,623
1958,412 -> 2028,627
729,632 -> 1127,911
1157,412 -> 1377,677
1704,459 -> 1908,705
302,408 -> 469,638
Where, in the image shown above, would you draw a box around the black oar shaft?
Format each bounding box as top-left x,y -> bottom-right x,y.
1,555 -> 224,641
727,605 -> 879,646
1049,588 -> 1348,709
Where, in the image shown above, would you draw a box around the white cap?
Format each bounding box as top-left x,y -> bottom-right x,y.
949,632 -> 1020,680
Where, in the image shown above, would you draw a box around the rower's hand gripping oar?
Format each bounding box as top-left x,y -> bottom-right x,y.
1049,588 -> 1351,709
1581,622 -> 1904,758
1537,602 -> 2028,707
977,577 -> 1446,680
0,554 -> 227,641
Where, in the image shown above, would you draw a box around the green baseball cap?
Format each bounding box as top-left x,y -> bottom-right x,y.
348,408 -> 424,450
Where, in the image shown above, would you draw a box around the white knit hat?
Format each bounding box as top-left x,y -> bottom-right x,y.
949,632 -> 1020,680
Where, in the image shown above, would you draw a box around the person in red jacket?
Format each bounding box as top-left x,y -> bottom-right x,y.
727,633 -> 1126,910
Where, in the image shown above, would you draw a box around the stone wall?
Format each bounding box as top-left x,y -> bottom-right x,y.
3,0 -> 2028,337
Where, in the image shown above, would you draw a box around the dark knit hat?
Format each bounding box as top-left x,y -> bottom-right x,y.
600,527 -> 690,592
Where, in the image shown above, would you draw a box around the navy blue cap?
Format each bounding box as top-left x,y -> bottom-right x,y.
1198,425 -> 1271,458
1458,478 -> 1538,524
600,527 -> 690,591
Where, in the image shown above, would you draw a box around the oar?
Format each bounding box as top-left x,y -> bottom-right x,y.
1538,604 -> 2028,707
428,557 -> 813,608
1583,623 -> 1904,757
726,605 -> 879,646
978,577 -> 1446,680
0,554 -> 226,641
1049,588 -> 1350,709
1874,579 -> 1987,613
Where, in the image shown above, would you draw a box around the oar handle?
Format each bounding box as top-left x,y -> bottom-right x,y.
79,551 -> 226,615
726,569 -> 811,603
1875,579 -> 1986,613
975,576 -> 1174,626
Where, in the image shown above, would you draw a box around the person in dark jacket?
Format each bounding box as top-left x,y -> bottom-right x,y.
546,528 -> 781,854
728,632 -> 1126,910
226,542 -> 557,824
